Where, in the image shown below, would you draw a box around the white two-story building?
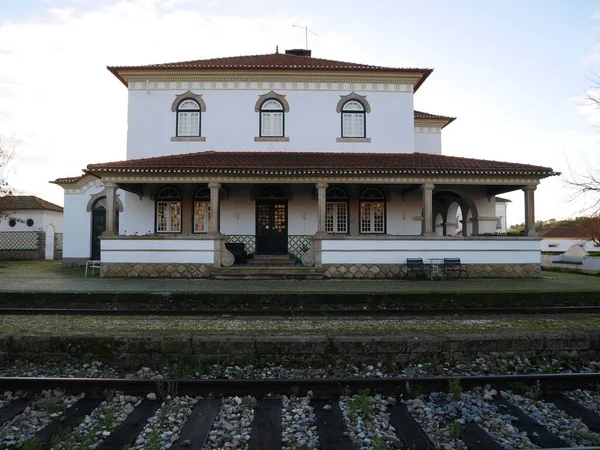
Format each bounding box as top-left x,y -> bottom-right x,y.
53,49 -> 556,278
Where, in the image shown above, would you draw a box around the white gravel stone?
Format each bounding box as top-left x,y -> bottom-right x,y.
281,395 -> 319,450
204,396 -> 254,450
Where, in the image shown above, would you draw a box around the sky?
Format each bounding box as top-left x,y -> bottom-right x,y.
0,0 -> 599,226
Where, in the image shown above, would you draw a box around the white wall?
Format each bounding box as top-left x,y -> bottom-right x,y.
495,201 -> 508,233
127,88 -> 415,159
322,238 -> 541,264
0,211 -> 45,232
63,182 -> 125,260
414,131 -> 442,154
101,238 -> 214,263
542,238 -> 599,253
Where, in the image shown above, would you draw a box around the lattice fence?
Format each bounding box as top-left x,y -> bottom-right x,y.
0,231 -> 40,250
226,235 -> 256,255
288,235 -> 311,260
54,233 -> 63,251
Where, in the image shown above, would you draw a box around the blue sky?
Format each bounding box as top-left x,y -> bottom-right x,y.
0,0 -> 599,225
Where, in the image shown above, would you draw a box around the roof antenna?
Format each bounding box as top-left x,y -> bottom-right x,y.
292,24 -> 319,50
276,45 -> 279,54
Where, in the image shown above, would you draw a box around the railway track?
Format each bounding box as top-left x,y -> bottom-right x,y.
1,306 -> 600,317
2,373 -> 600,449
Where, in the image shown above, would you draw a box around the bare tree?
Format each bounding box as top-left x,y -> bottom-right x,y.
579,214 -> 600,247
0,134 -> 20,220
564,75 -> 600,214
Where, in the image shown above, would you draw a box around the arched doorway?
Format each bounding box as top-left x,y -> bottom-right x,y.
91,197 -> 119,260
45,224 -> 55,260
256,185 -> 288,255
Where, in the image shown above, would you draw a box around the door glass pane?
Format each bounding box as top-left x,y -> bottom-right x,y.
273,203 -> 286,232
257,203 -> 270,233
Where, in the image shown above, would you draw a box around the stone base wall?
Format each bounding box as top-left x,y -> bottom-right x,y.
0,250 -> 41,261
323,263 -> 541,279
101,262 -> 212,278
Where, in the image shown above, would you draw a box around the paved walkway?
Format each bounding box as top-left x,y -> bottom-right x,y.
0,262 -> 598,294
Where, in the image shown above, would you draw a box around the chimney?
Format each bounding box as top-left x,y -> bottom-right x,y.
285,49 -> 312,57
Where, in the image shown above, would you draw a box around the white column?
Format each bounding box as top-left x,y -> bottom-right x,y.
523,184 -> 537,236
103,182 -> 117,236
208,182 -> 221,234
316,182 -> 328,235
420,183 -> 435,236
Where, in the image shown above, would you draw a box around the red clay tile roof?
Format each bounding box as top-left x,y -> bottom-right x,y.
86,151 -> 557,178
0,195 -> 63,212
539,228 -> 584,238
414,110 -> 456,128
52,175 -> 87,184
107,53 -> 432,90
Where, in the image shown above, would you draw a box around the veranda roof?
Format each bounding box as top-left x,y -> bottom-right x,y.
85,151 -> 557,178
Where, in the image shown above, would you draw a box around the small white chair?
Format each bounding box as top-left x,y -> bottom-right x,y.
85,260 -> 101,277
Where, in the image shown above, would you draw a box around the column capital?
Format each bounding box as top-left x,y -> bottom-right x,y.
316,182 -> 329,190
104,181 -> 117,189
420,183 -> 435,191
523,184 -> 537,192
208,182 -> 221,190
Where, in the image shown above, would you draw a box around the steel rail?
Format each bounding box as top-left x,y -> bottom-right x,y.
1,306 -> 600,317
2,373 -> 600,398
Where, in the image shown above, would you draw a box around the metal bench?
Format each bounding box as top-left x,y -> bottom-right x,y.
442,257 -> 468,278
405,257 -> 428,280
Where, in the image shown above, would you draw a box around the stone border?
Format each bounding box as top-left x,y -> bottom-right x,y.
101,262 -> 211,278
323,263 -> 541,279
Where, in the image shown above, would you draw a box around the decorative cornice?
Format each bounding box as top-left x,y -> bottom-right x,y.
336,92 -> 371,113
255,90 -> 290,112
171,90 -> 206,112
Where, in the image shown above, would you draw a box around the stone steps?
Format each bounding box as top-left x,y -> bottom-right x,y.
246,255 -> 297,266
213,266 -> 323,280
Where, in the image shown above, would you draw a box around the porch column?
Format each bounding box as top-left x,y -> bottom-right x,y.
316,182 -> 328,235
208,182 -> 221,234
420,183 -> 435,236
103,182 -> 118,237
523,184 -> 537,236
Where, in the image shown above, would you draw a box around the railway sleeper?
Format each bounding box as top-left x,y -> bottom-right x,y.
2,388 -> 600,449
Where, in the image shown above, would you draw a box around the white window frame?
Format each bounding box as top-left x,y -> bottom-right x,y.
359,188 -> 385,234
260,99 -> 284,137
342,100 -> 366,138
326,202 -> 348,234
177,99 -> 201,137
156,187 -> 182,233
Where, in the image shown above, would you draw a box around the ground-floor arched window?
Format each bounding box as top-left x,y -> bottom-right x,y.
193,186 -> 211,233
156,186 -> 182,233
360,187 -> 385,233
325,187 -> 349,233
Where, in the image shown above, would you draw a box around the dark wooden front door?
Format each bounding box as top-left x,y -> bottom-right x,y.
256,199 -> 288,255
91,198 -> 106,260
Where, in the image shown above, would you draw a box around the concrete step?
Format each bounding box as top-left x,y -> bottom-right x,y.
213,266 -> 323,280
247,255 -> 297,266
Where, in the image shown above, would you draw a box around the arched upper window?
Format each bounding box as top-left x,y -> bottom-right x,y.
156,186 -> 182,233
326,187 -> 349,234
193,186 -> 211,233
360,188 -> 385,234
341,100 -> 366,138
176,99 -> 201,137
256,185 -> 287,199
260,99 -> 285,137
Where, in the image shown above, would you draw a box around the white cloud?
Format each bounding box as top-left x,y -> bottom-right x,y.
0,0 -> 319,205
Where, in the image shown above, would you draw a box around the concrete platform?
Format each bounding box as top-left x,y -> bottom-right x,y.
0,314 -> 599,365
